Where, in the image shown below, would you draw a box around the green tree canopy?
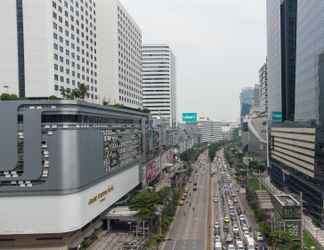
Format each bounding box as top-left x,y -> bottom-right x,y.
0,93 -> 19,100
60,83 -> 88,100
129,191 -> 161,221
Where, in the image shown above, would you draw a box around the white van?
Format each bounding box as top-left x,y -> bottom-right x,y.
214,241 -> 222,250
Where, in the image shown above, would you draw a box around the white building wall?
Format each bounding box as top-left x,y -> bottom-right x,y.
0,0 -> 19,95
198,120 -> 224,143
0,165 -> 140,235
97,0 -> 142,108
50,0 -> 99,102
142,45 -> 176,127
97,0 -> 118,104
0,0 -> 142,104
171,51 -> 177,127
23,0 -> 52,97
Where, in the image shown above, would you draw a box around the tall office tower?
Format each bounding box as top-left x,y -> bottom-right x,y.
266,0 -> 282,119
0,0 -> 99,102
294,1 -> 324,122
142,44 -> 177,128
267,0 -> 324,226
240,87 -> 254,124
0,0 -> 142,108
97,0 -> 142,108
259,62 -> 268,114
267,0 -> 297,121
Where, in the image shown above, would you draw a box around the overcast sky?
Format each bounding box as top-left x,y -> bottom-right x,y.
120,0 -> 266,122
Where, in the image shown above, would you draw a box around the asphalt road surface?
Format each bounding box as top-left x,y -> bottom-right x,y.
162,152 -> 210,250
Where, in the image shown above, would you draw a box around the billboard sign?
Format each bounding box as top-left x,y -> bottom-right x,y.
182,112 -> 198,124
272,112 -> 282,122
143,158 -> 161,185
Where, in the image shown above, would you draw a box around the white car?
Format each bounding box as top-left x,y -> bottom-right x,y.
233,225 -> 239,234
236,240 -> 244,250
256,232 -> 264,241
242,225 -> 249,232
227,244 -> 235,250
214,235 -> 221,242
214,241 -> 222,250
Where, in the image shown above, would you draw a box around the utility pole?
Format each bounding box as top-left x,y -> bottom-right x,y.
300,192 -> 304,250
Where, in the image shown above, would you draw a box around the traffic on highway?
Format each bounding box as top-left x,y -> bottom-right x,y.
211,149 -> 266,250
162,148 -> 267,250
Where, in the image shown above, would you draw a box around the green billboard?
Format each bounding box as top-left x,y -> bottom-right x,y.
182,113 -> 198,124
272,112 -> 282,122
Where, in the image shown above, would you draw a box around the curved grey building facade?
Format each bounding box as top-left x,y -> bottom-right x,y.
0,100 -> 153,236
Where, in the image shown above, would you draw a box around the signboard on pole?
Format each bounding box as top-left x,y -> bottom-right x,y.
182,112 -> 198,124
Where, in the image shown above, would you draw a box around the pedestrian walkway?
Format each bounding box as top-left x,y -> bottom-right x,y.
304,216 -> 324,249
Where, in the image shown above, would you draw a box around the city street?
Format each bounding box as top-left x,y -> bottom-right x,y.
161,148 -> 268,250
162,151 -> 210,250
211,148 -> 268,250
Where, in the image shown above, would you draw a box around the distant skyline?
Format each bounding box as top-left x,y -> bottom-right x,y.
121,0 -> 266,121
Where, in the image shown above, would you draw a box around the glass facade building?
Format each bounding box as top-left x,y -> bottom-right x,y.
294,0 -> 324,122
280,0 -> 297,121
267,0 -> 324,226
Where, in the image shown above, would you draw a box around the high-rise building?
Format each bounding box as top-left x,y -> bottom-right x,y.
266,0 -> 282,119
267,0 -> 324,226
294,0 -> 324,122
267,0 -> 297,122
253,84 -> 261,108
97,0 -> 142,108
198,117 -> 224,143
240,87 -> 254,124
142,44 -> 177,128
259,62 -> 268,114
0,0 -> 142,108
0,0 -> 99,102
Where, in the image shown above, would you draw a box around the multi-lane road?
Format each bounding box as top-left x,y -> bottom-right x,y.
161,148 -> 267,250
162,151 -> 210,250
